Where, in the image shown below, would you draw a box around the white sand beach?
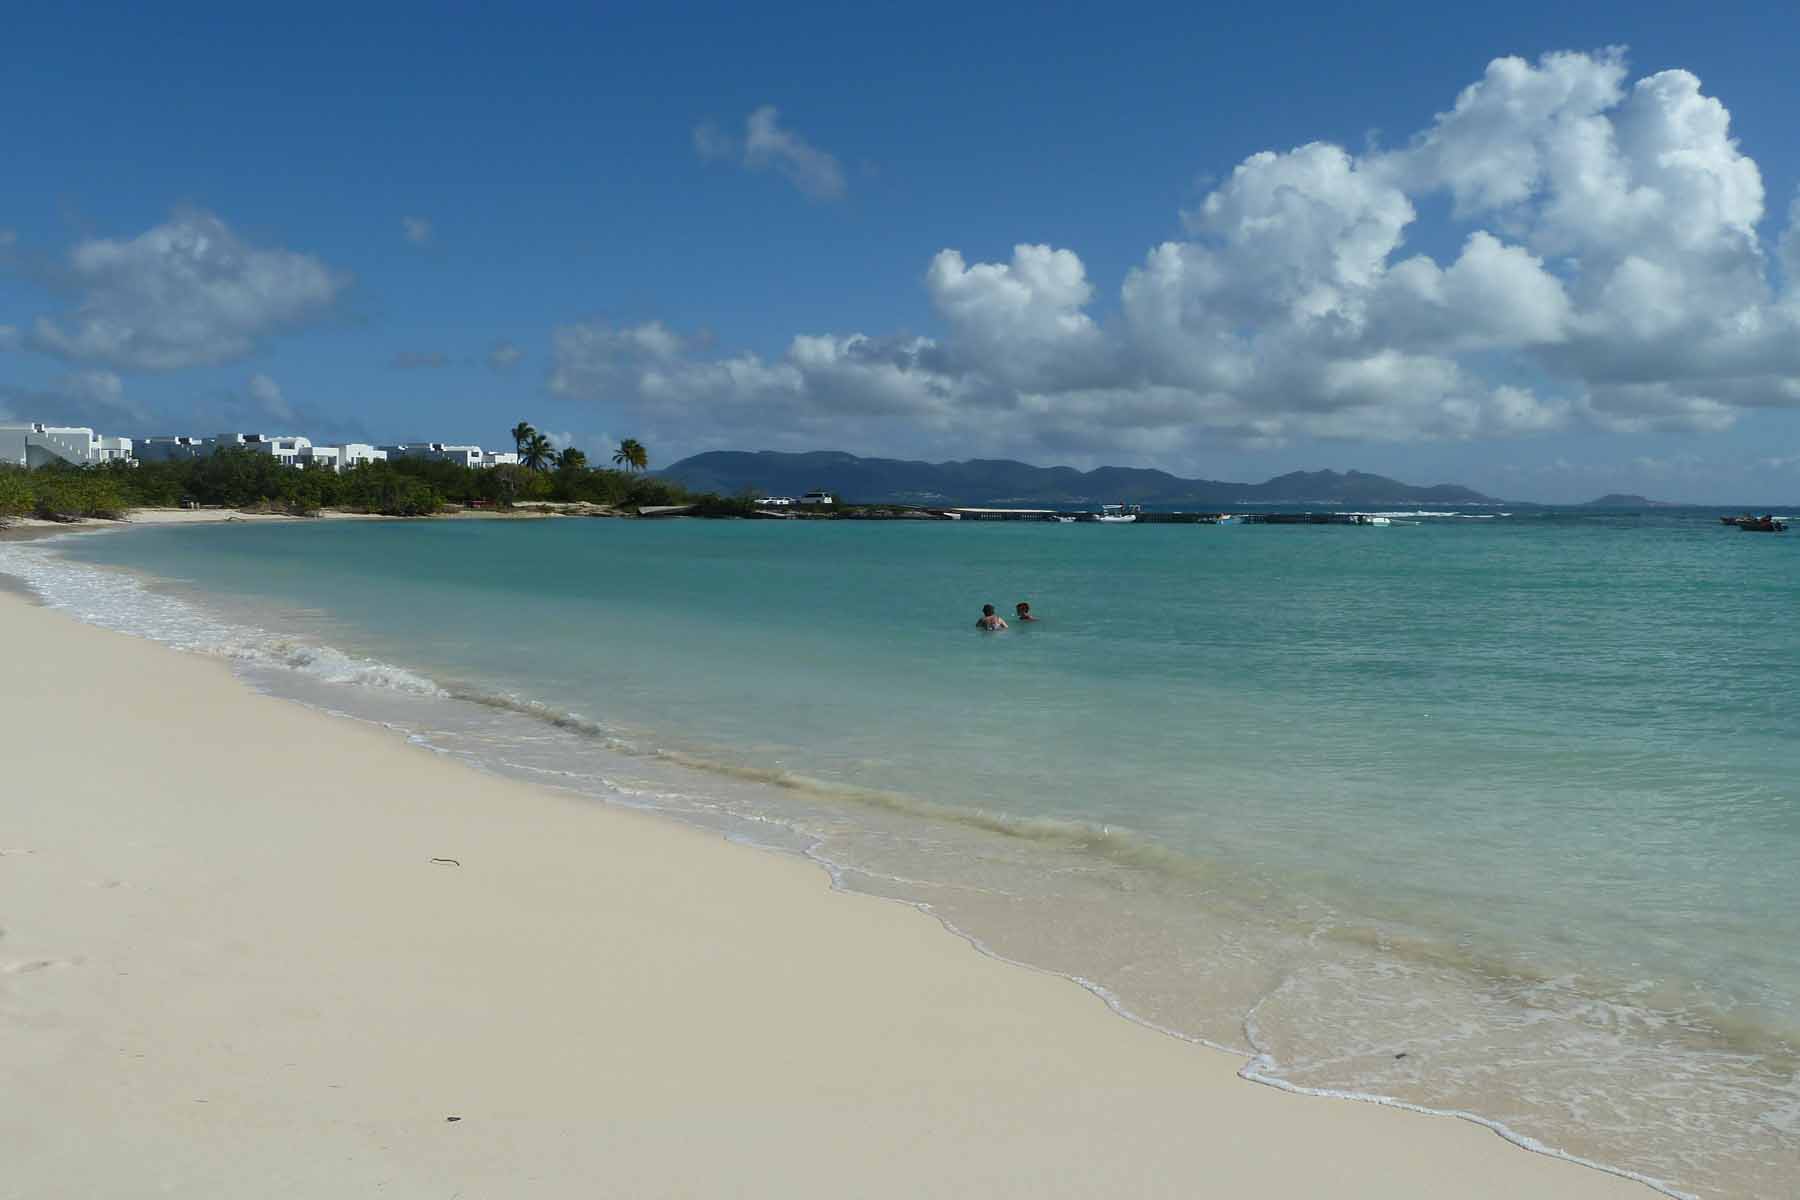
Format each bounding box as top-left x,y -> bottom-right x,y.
0,589 -> 1653,1199
0,505 -> 616,541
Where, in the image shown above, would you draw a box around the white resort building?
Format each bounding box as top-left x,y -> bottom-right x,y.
381,443 -> 522,469
134,436 -> 211,462
0,424 -> 133,468
338,443 -> 388,468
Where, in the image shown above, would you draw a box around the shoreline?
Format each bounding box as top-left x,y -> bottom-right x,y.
0,549 -> 1664,1197
0,502 -> 632,542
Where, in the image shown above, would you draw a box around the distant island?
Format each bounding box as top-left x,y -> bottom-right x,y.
660,450 -> 1499,508
1581,493 -> 1675,507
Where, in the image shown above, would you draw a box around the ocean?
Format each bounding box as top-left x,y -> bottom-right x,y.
5,510 -> 1796,1198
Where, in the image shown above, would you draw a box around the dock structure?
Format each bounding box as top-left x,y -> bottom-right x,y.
835,505 -> 1387,525
1236,512 -> 1389,525
940,507 -> 1059,521
926,507 -> 1233,523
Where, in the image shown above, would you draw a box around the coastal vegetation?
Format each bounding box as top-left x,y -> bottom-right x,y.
0,432 -> 742,521
613,438 -> 648,471
0,464 -> 130,521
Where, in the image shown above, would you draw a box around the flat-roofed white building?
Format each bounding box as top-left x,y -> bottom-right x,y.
481,450 -> 520,467
300,445 -> 341,470
135,435 -> 211,462
337,443 -> 387,469
234,433 -> 311,466
93,435 -> 133,463
0,424 -> 130,467
383,442 -> 496,468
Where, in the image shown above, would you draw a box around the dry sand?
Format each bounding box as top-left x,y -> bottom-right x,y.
0,590 -> 1655,1199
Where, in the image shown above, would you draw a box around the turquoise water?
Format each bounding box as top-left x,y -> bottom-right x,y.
9,512 -> 1799,1197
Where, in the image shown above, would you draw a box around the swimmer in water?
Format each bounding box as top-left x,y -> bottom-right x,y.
1014,601 -> 1037,622
977,604 -> 1008,631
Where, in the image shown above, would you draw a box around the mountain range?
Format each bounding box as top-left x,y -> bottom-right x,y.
659,450 -> 1501,508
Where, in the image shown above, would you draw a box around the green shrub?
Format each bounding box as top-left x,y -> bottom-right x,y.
29,468 -> 128,519
0,467 -> 33,517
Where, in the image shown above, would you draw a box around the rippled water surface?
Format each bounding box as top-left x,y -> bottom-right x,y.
11,510 -> 1799,1198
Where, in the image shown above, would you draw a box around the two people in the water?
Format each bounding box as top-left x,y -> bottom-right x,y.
977,601 -> 1038,630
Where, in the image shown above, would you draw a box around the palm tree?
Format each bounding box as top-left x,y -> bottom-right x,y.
521,432 -> 555,471
555,447 -> 588,472
510,422 -> 536,454
613,438 -> 648,472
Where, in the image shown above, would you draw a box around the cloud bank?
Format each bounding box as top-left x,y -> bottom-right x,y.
0,369 -> 144,429
26,209 -> 347,371
694,105 -> 847,201
580,51 -> 1800,461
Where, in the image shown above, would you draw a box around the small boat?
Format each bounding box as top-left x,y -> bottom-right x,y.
1738,517 -> 1788,532
1048,514 -> 1078,523
1350,514 -> 1392,526
1086,503 -> 1140,524
1721,515 -> 1758,527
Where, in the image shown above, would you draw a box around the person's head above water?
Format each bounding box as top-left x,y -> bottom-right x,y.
982,604 -> 996,616
1015,602 -> 1030,615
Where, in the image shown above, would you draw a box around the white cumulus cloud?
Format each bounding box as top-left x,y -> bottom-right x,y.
27,209 -> 347,371
488,340 -> 524,370
247,372 -> 293,421
693,106 -> 846,201
567,51 -> 1800,461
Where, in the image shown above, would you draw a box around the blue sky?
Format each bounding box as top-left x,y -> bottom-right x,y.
4,2 -> 1800,501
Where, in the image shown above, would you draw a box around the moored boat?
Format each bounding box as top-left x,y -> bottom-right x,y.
1085,503 -> 1141,524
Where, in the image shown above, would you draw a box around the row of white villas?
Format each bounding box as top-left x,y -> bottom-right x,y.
137,435 -> 520,470
4,425 -> 522,472
132,434 -> 390,470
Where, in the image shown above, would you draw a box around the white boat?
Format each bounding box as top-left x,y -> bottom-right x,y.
1049,515 -> 1078,523
1088,503 -> 1140,524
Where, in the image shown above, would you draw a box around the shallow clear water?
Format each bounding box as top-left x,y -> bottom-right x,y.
9,511 -> 1798,1198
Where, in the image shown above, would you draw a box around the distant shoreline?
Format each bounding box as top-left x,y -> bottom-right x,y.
0,502 -> 632,542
